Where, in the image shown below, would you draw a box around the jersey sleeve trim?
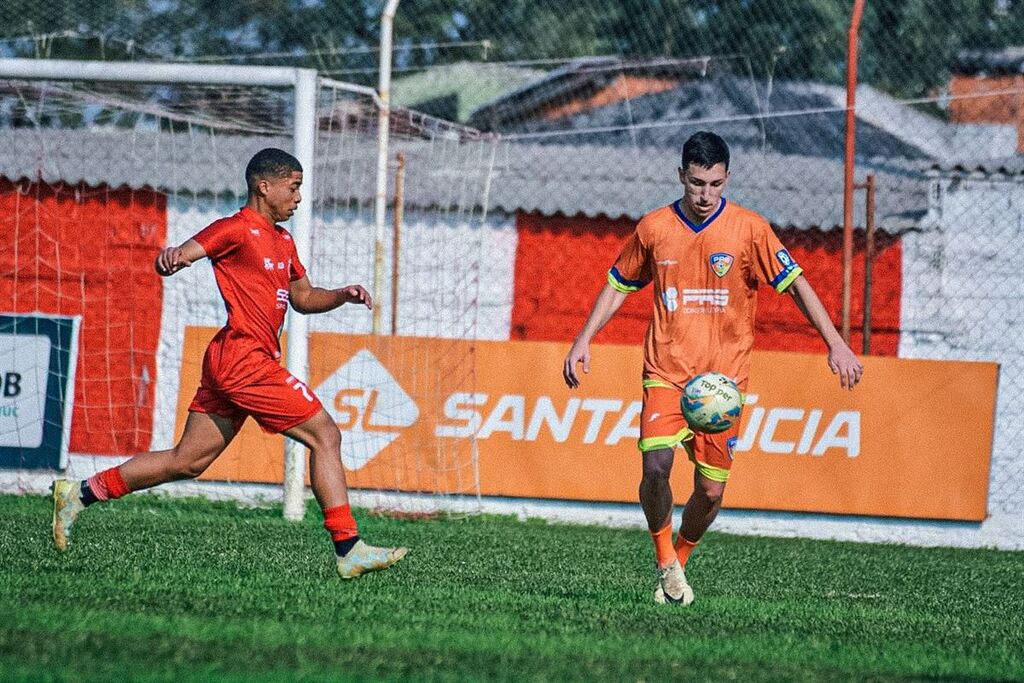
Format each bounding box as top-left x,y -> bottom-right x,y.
772,265 -> 803,294
608,266 -> 648,293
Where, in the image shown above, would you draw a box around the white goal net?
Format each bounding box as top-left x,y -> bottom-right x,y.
0,61 -> 497,515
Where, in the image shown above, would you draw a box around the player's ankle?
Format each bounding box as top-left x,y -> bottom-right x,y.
80,481 -> 99,507
334,536 -> 360,557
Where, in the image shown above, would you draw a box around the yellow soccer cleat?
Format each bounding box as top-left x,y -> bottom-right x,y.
51,479 -> 85,551
653,559 -> 695,606
336,539 -> 408,579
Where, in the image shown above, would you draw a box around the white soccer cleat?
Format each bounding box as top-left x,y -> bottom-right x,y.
653,559 -> 695,606
336,539 -> 408,579
51,479 -> 85,551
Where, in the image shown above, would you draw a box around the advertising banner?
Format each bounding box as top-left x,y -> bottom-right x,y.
178,327 -> 997,521
0,313 -> 81,470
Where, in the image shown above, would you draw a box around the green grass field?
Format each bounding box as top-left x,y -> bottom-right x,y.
1,493 -> 1022,682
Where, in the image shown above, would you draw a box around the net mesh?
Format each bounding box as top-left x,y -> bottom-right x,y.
0,74 -> 497,513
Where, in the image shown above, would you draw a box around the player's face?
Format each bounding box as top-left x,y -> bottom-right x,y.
678,162 -> 729,221
261,171 -> 303,222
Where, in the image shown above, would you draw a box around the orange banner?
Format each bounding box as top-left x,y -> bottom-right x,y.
177,327 -> 997,521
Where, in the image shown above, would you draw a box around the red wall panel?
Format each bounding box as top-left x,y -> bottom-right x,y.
0,179 -> 167,454
512,211 -> 901,357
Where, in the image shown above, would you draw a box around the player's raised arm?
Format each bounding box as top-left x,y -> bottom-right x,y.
155,239 -> 207,277
564,283 -> 629,388
289,277 -> 373,315
787,275 -> 863,390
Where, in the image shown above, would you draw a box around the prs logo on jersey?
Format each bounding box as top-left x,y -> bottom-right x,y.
264,257 -> 274,270
276,288 -> 289,310
660,288 -> 729,312
681,288 -> 729,312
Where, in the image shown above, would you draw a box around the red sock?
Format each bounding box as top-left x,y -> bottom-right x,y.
86,467 -> 132,502
674,535 -> 699,568
323,504 -> 359,542
650,522 -> 676,569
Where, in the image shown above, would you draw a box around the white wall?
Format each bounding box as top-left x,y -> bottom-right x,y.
150,196 -> 517,450
896,174 -> 1024,549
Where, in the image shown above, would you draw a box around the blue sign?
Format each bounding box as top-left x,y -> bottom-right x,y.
0,314 -> 80,470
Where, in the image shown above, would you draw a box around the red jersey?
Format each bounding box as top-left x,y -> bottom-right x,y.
192,207 -> 306,386
608,198 -> 802,389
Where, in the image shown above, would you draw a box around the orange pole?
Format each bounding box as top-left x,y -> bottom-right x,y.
842,0 -> 866,345
861,174 -> 876,355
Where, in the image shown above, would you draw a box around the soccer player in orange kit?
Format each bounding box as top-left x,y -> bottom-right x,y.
563,131 -> 862,605
52,148 -> 407,579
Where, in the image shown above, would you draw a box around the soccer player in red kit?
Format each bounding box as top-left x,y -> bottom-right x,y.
52,148 -> 407,579
563,132 -> 862,605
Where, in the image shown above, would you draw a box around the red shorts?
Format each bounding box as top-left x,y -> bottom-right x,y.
639,381 -> 739,483
189,360 -> 323,434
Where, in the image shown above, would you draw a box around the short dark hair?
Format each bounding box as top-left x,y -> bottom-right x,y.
681,131 -> 730,171
245,148 -> 302,193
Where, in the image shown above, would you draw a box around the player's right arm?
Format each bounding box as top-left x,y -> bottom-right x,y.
563,283 -> 629,388
155,239 -> 207,277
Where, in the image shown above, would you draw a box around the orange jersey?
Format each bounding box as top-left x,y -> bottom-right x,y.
608,198 -> 802,389
192,207 -> 307,388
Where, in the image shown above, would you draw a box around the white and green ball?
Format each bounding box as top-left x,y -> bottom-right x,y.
681,372 -> 743,434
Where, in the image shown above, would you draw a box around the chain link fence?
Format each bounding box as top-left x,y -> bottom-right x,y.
1,0 -> 1021,539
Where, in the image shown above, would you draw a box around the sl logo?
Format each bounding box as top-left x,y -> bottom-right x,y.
315,350 -> 419,470
709,252 -> 734,278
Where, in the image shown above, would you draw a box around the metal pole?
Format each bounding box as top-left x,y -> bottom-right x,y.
841,0 -> 866,345
283,68 -> 318,522
391,152 -> 406,336
372,0 -> 402,335
861,174 -> 876,356
0,57 -> 300,86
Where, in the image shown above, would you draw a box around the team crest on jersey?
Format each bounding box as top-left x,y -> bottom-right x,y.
709,252 -> 734,278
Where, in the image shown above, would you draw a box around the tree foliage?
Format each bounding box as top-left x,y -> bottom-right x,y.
3,0 -> 1024,96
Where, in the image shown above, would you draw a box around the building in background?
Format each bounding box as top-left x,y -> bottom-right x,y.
392,61 -> 544,123
948,47 -> 1024,152
471,59 -> 1015,161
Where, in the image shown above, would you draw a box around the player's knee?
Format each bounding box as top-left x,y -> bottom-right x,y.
696,481 -> 726,507
308,422 -> 341,454
166,447 -> 213,481
641,470 -> 671,489
641,449 -> 673,481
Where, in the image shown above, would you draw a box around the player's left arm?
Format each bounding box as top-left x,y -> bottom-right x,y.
288,276 -> 373,314
786,275 -> 864,390
155,239 -> 207,277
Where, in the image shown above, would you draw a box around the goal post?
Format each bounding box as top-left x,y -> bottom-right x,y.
0,57 -> 317,520
0,57 -> 492,520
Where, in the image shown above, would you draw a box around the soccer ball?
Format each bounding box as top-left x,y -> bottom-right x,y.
681,372 -> 743,434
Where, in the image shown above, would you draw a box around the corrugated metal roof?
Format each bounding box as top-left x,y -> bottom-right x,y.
929,156 -> 1024,177
474,75 -> 1015,165
392,62 -> 545,123
0,127 -> 928,231
491,143 -> 927,230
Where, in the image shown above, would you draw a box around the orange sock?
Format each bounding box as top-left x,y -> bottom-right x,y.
674,535 -> 699,568
650,522 -> 676,569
